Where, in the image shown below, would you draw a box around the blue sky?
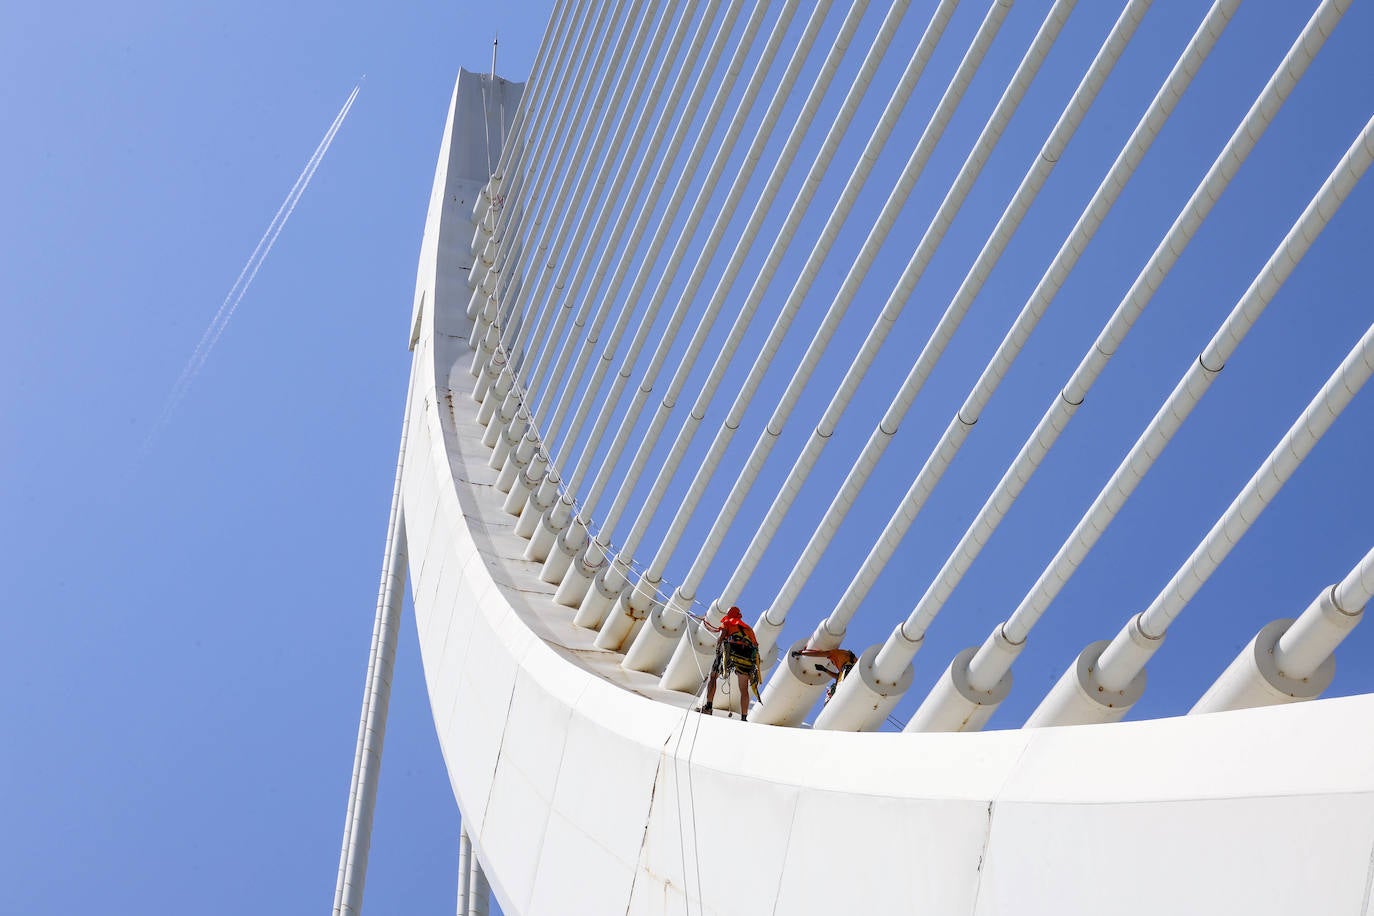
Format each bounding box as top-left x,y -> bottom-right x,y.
3,1 -> 548,912
4,2 -> 1371,914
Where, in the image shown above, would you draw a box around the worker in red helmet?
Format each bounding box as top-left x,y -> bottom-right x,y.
696,606 -> 762,721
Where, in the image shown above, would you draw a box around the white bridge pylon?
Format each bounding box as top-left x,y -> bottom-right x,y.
346,1 -> 1374,913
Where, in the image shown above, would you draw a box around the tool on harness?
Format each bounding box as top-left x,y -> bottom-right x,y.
720,634 -> 762,702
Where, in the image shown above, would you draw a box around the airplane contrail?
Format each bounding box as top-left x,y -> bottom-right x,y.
155,83 -> 361,431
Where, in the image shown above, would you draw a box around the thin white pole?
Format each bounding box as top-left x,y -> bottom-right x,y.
517,0 -> 744,414
1331,547 -> 1374,621
486,0 -> 613,265
474,0 -> 647,440
467,849 -> 490,916
478,0 -> 670,437
333,368 -> 413,915
1133,338 -> 1373,646
456,828 -> 472,916
471,0 -> 573,260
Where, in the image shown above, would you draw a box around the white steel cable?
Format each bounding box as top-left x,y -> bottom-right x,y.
1050,316 -> 1374,722
475,0 -> 622,324
823,0 -> 1243,661
545,0 -> 878,608
577,0 -> 935,541
596,0 -> 994,659
518,0 -> 793,461
487,0 -> 682,358
496,0 -> 760,511
1128,229 -> 1372,638
810,0 -> 1254,732
689,0 -> 1080,664
505,0 -> 790,538
473,0 -> 569,231
473,0 -> 600,275
588,0 -> 975,627
568,0 -> 946,625
563,0 -> 885,533
616,0 -> 1034,665
473,0 -> 648,436
482,0 -> 613,272
491,0 -> 693,380
1332,546 -> 1374,623
889,0 -> 1352,731
516,0 -> 746,415
1269,545 -> 1374,681
527,0 -> 809,486
486,0 -> 664,369
490,1 -> 740,511
494,0 -> 570,182
1190,541 -> 1374,715
469,0 -> 607,332
530,0 -> 840,587
1016,111 -> 1374,723
535,0 -> 835,516
662,0 -> 1172,698
531,0 -> 821,507
530,0 -> 838,587
491,0 -> 737,494
1002,22 -> 1361,674
748,0 -> 1152,668
517,0 -> 807,564
470,0 -> 576,251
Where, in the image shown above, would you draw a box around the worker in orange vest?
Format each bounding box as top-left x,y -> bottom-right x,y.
791,647 -> 858,704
